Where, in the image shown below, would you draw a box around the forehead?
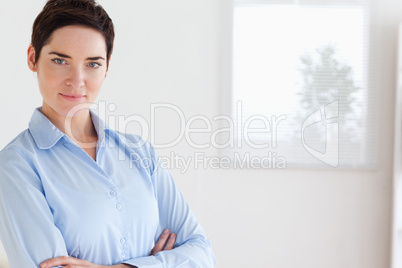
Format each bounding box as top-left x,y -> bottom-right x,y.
43,25 -> 107,57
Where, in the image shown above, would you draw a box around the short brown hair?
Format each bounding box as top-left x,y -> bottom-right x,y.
31,0 -> 114,67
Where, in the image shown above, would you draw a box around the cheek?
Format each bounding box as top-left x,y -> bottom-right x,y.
86,72 -> 106,92
38,66 -> 66,88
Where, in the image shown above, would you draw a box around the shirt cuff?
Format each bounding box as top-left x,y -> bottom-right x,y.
123,255 -> 162,268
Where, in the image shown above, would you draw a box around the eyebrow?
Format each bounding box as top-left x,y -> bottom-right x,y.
48,52 -> 105,61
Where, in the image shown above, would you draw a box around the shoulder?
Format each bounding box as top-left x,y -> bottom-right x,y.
112,131 -> 159,172
114,131 -> 156,157
0,129 -> 37,162
0,130 -> 41,188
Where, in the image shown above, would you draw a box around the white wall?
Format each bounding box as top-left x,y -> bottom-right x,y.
0,0 -> 399,267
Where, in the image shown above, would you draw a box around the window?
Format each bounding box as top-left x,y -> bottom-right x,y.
222,0 -> 379,168
392,23 -> 402,268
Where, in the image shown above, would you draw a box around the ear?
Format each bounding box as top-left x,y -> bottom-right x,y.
27,44 -> 37,72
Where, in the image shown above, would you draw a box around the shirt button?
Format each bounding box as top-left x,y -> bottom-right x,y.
121,253 -> 126,258
110,191 -> 117,196
120,238 -> 126,244
116,203 -> 122,210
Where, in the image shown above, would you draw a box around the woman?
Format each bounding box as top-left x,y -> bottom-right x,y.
0,0 -> 216,267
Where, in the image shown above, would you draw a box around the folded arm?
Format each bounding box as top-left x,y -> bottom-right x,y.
40,229 -> 177,268
121,150 -> 216,268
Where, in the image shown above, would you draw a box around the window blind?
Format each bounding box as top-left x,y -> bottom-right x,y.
222,0 -> 379,168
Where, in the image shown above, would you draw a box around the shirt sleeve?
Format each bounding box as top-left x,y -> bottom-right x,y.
0,147 -> 68,267
122,146 -> 216,268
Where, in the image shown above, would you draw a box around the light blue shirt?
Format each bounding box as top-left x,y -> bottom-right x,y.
0,107 -> 215,268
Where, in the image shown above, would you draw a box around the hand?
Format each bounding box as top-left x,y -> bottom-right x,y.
150,228 -> 176,256
39,256 -> 131,268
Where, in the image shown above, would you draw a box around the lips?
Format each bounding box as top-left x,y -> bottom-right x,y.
59,93 -> 86,102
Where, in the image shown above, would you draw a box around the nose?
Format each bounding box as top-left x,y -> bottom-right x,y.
66,66 -> 85,89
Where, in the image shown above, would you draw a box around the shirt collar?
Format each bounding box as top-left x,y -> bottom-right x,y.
89,108 -> 109,146
28,107 -> 65,149
29,107 -> 112,150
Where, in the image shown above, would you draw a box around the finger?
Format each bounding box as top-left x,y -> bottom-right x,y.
151,228 -> 170,255
40,256 -> 88,268
164,233 -> 176,250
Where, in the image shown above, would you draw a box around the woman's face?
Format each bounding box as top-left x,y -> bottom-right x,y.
28,25 -> 108,118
